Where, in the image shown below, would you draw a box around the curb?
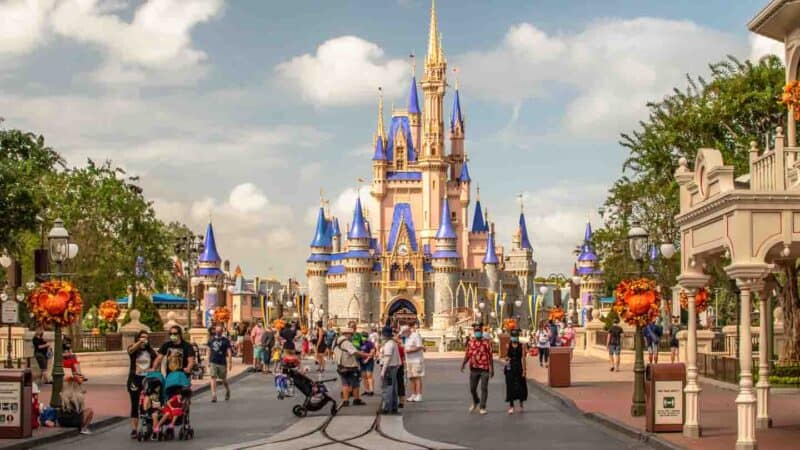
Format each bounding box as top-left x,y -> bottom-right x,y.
0,370 -> 254,450
527,379 -> 686,450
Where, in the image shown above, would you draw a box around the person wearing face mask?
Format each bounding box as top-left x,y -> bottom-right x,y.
208,325 -> 232,402
152,325 -> 196,397
504,329 -> 527,415
127,330 -> 156,438
460,323 -> 494,415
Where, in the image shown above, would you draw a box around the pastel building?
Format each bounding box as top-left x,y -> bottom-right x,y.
575,221 -> 605,322
305,0 -> 538,330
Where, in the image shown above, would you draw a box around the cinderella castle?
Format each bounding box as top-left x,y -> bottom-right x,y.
305,0 -> 538,330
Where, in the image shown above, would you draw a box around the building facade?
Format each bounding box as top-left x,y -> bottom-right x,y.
305,0 -> 537,330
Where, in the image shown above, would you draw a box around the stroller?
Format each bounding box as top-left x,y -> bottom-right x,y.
287,368 -> 338,417
136,372 -> 164,441
161,370 -> 194,441
274,354 -> 298,400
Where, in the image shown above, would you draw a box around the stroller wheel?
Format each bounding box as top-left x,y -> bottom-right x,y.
330,403 -> 338,416
292,405 -> 307,418
187,429 -> 194,440
136,432 -> 143,442
278,392 -> 284,400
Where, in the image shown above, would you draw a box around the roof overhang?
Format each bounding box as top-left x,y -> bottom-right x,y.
748,0 -> 800,41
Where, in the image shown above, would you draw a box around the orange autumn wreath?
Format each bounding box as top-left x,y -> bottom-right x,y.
98,299 -> 120,322
548,307 -> 566,322
781,80 -> 800,120
613,278 -> 660,327
273,319 -> 286,331
502,318 -> 518,331
27,280 -> 83,327
213,307 -> 231,324
680,288 -> 710,314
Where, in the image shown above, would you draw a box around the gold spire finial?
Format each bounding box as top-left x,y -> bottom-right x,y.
410,52 -> 416,76
376,87 -> 385,140
517,193 -> 524,214
319,188 -> 324,207
453,67 -> 459,90
476,182 -> 480,201
426,0 -> 440,65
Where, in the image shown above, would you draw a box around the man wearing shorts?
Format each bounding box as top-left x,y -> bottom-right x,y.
644,320 -> 663,364
403,324 -> 425,402
334,327 -> 369,407
607,318 -> 623,372
208,325 -> 232,402
250,321 -> 264,372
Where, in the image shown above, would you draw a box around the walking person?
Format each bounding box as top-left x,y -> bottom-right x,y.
250,321 -> 264,372
461,323 -> 493,415
126,330 -> 156,438
669,317 -> 681,363
261,324 -> 275,374
535,321 -> 551,367
359,331 -> 376,396
379,326 -> 401,415
607,318 -> 623,371
333,327 -> 369,407
395,328 -> 407,409
563,321 -> 576,361
208,325 -> 232,402
403,323 -> 425,402
504,329 -> 528,415
644,319 -> 663,364
314,321 -> 328,373
32,328 -> 51,385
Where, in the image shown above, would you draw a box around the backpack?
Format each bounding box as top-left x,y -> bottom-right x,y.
333,336 -> 357,373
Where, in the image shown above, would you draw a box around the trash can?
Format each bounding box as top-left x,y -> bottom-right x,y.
498,334 -> 510,358
548,347 -> 572,387
0,369 -> 32,438
242,336 -> 254,365
645,363 -> 686,432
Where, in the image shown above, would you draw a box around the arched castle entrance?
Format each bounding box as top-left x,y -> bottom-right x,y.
386,298 -> 418,327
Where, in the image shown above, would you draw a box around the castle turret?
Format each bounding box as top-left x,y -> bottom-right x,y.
506,206 -> 537,326
344,196 -> 373,323
576,221 -> 604,318
432,196 -> 460,328
306,206 -> 332,317
483,222 -> 499,297
408,70 -> 421,151
449,83 -> 465,180
197,221 -> 225,327
371,89 -> 388,200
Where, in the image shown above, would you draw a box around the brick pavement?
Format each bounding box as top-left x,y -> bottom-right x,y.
527,353 -> 800,450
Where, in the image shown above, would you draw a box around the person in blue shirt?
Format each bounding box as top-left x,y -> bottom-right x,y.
207,325 -> 232,402
644,320 -> 663,364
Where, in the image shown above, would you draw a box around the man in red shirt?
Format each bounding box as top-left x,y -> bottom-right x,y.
460,323 -> 494,415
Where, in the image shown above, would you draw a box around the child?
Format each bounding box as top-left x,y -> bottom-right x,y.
141,380 -> 163,436
62,336 -> 86,380
154,387 -> 190,435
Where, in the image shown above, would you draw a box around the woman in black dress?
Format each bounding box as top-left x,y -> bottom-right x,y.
504,329 -> 528,415
127,330 -> 156,438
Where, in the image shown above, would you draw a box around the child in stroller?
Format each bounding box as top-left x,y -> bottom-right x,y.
136,372 -> 163,441
154,387 -> 192,440
275,353 -> 299,399
286,367 -> 337,417
190,343 -> 205,380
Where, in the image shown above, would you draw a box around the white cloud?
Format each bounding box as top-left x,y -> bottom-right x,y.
459,18 -> 744,136
0,0 -> 54,56
266,227 -> 295,250
275,36 -> 409,106
299,162 -> 322,183
749,34 -> 784,63
49,0 -> 224,85
228,183 -> 268,213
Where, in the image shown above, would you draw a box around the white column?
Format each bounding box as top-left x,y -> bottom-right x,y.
736,280 -> 757,450
756,290 -> 771,429
684,288 -> 701,438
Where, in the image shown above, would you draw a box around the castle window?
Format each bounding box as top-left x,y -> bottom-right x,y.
450,211 -> 457,222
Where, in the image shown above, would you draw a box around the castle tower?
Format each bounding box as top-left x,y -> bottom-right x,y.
331,217 -> 342,253
506,206 -> 538,325
197,221 -> 225,327
431,196 -> 460,329
306,206 -> 332,317
576,221 -> 604,321
371,89 -> 388,201
450,81 -> 465,180
344,196 -> 374,323
408,67 -> 421,151
483,222 -> 500,299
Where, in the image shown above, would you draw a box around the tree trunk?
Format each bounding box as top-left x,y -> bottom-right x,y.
780,262 -> 800,361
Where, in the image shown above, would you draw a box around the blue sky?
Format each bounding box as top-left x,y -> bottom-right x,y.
0,0 -> 782,280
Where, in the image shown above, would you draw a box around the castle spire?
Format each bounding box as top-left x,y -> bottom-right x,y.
373,88 -> 387,160
199,222 -> 221,262
348,196 -> 370,240
435,196 -> 457,239
483,222 -> 499,264
310,206 -> 332,248
376,87 -> 385,140
426,0 -> 442,66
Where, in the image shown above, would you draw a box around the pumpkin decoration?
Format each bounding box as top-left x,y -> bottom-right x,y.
780,80 -> 800,121
98,299 -> 121,322
273,319 -> 286,331
502,318 -> 517,331
27,280 -> 83,327
680,288 -> 710,314
613,278 -> 660,327
548,307 -> 566,322
213,307 -> 231,325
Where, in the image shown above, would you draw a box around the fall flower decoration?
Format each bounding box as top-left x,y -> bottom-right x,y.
680,288 -> 710,314
781,80 -> 800,120
613,278 -> 661,327
273,319 -> 286,331
98,299 -> 121,322
548,307 -> 566,322
213,307 -> 231,324
27,280 -> 83,327
502,318 -> 517,331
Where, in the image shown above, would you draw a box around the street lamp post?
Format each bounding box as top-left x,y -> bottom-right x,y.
47,218 -> 76,409
175,233 -> 204,329
627,221 -> 650,417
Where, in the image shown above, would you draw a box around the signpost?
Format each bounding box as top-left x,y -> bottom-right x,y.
645,363 -> 687,432
0,369 -> 32,438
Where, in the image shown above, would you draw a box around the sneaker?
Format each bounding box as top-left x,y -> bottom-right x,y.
80,428 -> 92,435
406,395 -> 416,402
479,409 -> 487,415
225,390 -> 231,401
353,399 -> 366,406
130,430 -> 137,439
610,367 -> 614,372
399,403 -> 404,409
211,396 -> 217,403
340,400 -> 350,407
469,404 -> 478,413
414,394 -> 422,402
508,407 -> 514,415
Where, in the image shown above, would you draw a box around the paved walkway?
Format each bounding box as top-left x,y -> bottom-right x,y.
527,353 -> 800,450
34,356 -> 656,450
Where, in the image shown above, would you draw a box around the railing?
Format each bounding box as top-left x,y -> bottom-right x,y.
596,330 -> 608,347
697,353 -> 758,384
594,329 -> 670,352
74,333 -> 123,352
751,149 -> 778,191
0,337 -> 26,361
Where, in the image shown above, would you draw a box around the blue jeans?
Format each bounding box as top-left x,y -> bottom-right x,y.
381,366 -> 399,413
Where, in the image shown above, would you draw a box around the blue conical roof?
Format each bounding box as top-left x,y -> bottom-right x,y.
471,201 -> 486,233
348,197 -> 370,239
408,76 -> 420,115
577,221 -> 597,262
649,244 -> 659,261
435,198 -> 457,239
331,217 -> 341,237
372,136 -> 386,161
584,221 -> 593,242
483,225 -> 499,264
199,222 -> 221,262
450,88 -> 464,132
310,207 -> 332,248
460,160 -> 471,182
519,213 -> 532,250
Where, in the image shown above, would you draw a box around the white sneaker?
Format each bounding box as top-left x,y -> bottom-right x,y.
413,394 -> 422,402
479,409 -> 488,415
407,396 -> 416,402
80,429 -> 92,435
469,404 -> 478,413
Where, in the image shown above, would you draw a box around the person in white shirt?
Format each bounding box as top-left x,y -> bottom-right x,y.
403,323 -> 425,402
379,327 -> 401,414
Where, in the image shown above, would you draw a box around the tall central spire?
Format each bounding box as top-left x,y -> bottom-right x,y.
376,87 -> 385,141
426,0 -> 442,66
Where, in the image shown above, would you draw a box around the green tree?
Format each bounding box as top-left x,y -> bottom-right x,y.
596,55 -> 785,321
120,294 -> 164,332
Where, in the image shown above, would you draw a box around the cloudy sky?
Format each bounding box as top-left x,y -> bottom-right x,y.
0,0 -> 783,281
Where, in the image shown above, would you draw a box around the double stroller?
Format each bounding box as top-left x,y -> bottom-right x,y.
274,355 -> 337,417
136,371 -> 194,441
